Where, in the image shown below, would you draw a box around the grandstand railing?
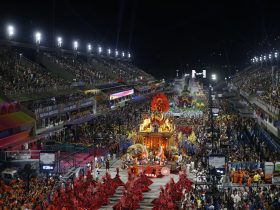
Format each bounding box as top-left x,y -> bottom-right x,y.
228,161 -> 263,170
251,126 -> 280,153
3,150 -> 40,161
253,97 -> 279,116
34,97 -> 95,119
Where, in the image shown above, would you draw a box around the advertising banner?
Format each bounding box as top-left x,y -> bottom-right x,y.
272,176 -> 280,184
110,89 -> 134,100
265,162 -> 274,181
275,162 -> 280,172
208,155 -> 225,169
40,152 -> 56,171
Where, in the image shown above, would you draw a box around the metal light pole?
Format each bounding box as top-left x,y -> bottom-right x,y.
209,84 -> 214,152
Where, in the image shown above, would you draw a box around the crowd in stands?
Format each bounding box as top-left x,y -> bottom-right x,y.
43,52 -> 153,86
232,66 -> 280,108
44,100 -> 150,155
0,48 -> 69,96
0,177 -> 54,209
0,46 -> 153,98
25,93 -> 94,112
44,53 -> 110,85
182,184 -> 280,209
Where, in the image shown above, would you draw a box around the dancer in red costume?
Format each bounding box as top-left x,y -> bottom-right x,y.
152,170 -> 193,210
113,167 -> 125,186
114,173 -> 151,210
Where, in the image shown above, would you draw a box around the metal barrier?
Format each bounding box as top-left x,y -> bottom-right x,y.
4,150 -> 40,161
228,161 -> 263,170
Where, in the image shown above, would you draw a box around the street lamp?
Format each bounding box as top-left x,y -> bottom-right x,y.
87,44 -> 92,53
98,46 -> 102,54
35,32 -> 41,45
275,52 -> 278,67
269,53 -> 273,67
57,37 -> 62,47
7,25 -> 15,39
264,55 -> 267,66
73,41 -> 78,51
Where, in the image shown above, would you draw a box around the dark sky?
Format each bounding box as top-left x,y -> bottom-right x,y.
1,0 -> 280,79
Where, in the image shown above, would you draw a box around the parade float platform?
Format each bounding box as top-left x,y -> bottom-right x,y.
126,93 -> 181,178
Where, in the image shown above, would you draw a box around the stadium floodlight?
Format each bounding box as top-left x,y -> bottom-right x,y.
211,74 -> 217,81
128,52 -> 131,58
87,44 -> 92,52
269,54 -> 272,60
260,56 -> 262,61
107,48 -> 111,55
115,50 -> 119,57
252,58 -> 255,63
73,41 -> 78,50
122,51 -> 125,57
264,55 -> 266,61
98,46 -> 102,54
275,52 -> 278,58
7,25 -> 14,39
255,57 -> 258,62
35,32 -> 41,45
57,37 -> 62,47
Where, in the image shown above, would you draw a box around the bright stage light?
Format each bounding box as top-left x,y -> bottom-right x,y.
73,41 -> 78,50
57,37 -> 62,47
98,46 -> 102,54
88,44 -> 92,52
35,32 -> 41,44
7,25 -> 14,38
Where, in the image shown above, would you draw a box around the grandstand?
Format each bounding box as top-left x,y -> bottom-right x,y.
0,40 -> 156,162
230,65 -> 280,139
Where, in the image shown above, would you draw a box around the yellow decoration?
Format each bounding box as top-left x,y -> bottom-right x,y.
188,131 -> 197,143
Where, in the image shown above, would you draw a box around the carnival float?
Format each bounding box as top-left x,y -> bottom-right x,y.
126,93 -> 181,178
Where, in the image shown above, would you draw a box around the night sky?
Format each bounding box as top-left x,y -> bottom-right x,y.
1,0 -> 280,79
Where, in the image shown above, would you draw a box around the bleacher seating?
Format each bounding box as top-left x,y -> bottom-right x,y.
0,48 -> 69,96
232,66 -> 280,108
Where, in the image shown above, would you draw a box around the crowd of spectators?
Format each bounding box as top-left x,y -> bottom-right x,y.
44,100 -> 150,155
43,52 -> 153,86
182,185 -> 280,209
0,177 -> 54,209
0,46 -> 153,98
232,66 -> 280,108
0,49 -> 69,96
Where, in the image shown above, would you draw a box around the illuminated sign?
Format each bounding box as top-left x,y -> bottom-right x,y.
40,152 -> 56,171
110,89 -> 134,100
42,165 -> 54,170
192,70 -> 206,78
